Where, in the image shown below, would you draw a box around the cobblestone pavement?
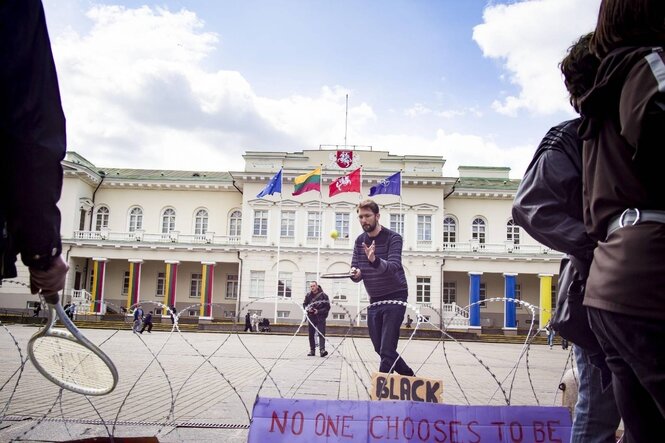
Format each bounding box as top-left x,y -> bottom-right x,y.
0,324 -> 572,442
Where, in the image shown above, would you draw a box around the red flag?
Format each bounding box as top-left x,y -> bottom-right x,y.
335,150 -> 353,168
329,168 -> 361,197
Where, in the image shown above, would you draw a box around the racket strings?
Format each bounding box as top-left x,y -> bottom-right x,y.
31,336 -> 115,392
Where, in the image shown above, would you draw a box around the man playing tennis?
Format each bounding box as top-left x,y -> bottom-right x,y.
350,199 -> 414,376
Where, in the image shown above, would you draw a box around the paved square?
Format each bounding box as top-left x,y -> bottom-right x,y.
0,323 -> 572,442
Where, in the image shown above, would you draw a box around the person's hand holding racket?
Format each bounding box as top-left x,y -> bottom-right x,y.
29,255 -> 68,295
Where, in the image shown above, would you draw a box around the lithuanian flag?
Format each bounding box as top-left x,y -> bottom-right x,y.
293,167 -> 321,196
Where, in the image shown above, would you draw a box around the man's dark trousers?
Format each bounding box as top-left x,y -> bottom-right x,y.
367,299 -> 414,375
308,316 -> 326,351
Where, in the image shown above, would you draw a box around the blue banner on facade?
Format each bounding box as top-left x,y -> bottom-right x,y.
248,397 -> 571,443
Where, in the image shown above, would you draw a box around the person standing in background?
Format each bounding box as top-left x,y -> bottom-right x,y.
303,281 -> 330,357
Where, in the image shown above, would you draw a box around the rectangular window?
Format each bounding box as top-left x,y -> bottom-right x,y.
443,219 -> 456,243
305,272 -> 317,289
281,211 -> 295,237
307,211 -> 321,238
390,214 -> 404,236
515,283 -> 522,310
156,272 -> 165,297
122,271 -> 130,295
250,271 -> 265,298
95,210 -> 109,231
443,281 -> 457,304
332,313 -> 346,320
277,310 -> 290,319
189,273 -> 202,298
331,280 -> 347,302
253,210 -> 268,236
335,212 -> 350,238
479,282 -> 487,308
416,276 -> 431,303
278,272 -> 292,298
360,313 -> 367,322
224,310 -> 236,318
417,215 -> 432,241
226,274 -> 238,299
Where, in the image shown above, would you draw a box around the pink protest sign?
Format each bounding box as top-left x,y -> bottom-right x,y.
249,397 -> 571,443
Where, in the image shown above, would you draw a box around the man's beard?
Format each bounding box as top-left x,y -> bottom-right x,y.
362,222 -> 377,232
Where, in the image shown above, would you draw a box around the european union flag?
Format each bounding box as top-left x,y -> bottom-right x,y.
369,171 -> 401,196
257,169 -> 283,198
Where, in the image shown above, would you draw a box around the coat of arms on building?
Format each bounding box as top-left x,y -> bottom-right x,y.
328,150 -> 359,169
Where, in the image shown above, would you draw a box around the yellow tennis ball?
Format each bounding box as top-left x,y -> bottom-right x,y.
330,229 -> 339,239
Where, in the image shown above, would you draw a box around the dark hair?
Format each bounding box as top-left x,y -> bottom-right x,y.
591,0 -> 665,58
560,33 -> 600,112
357,199 -> 379,214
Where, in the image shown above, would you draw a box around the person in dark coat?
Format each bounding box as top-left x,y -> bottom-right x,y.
513,33 -> 620,442
243,312 -> 252,332
140,311 -> 153,334
0,0 -> 69,299
303,281 -> 330,357
577,1 -> 665,439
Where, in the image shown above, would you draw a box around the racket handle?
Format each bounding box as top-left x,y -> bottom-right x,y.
42,293 -> 60,305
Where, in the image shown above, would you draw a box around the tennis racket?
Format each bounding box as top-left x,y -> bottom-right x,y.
27,292 -> 118,396
320,272 -> 353,279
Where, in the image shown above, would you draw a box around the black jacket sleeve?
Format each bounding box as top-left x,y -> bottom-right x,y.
512,120 -> 595,263
1,0 -> 66,273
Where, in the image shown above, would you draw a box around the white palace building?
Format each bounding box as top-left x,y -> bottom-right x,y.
0,148 -> 562,333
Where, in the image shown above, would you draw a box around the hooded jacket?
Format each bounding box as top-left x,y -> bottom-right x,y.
512,119 -> 602,352
578,46 -> 665,319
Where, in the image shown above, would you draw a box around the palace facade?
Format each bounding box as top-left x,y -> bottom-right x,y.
0,149 -> 562,333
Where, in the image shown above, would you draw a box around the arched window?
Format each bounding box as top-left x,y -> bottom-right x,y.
194,209 -> 208,235
507,219 -> 520,245
229,210 -> 242,237
95,206 -> 109,231
471,218 -> 486,244
128,207 -> 143,232
443,216 -> 456,243
161,208 -> 176,234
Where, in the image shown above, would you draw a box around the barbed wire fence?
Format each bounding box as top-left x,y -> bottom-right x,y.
0,283 -> 575,441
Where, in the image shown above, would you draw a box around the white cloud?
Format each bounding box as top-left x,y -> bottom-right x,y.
52,5 -> 374,171
473,0 -> 600,116
350,129 -> 533,179
404,103 -> 432,117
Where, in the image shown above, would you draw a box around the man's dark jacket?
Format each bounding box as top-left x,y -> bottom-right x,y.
303,289 -> 330,319
512,119 -> 602,352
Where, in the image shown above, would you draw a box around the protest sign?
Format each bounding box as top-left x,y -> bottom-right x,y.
249,397 -> 571,443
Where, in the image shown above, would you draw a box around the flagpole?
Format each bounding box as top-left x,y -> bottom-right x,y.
273,169 -> 284,324
316,164 -> 323,282
357,165 -> 363,326
399,169 -> 404,235
344,94 -> 349,149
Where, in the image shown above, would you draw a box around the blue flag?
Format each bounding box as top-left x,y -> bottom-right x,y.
256,169 -> 283,198
369,171 -> 401,196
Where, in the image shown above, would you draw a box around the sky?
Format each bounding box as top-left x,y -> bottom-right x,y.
42,0 -> 602,178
